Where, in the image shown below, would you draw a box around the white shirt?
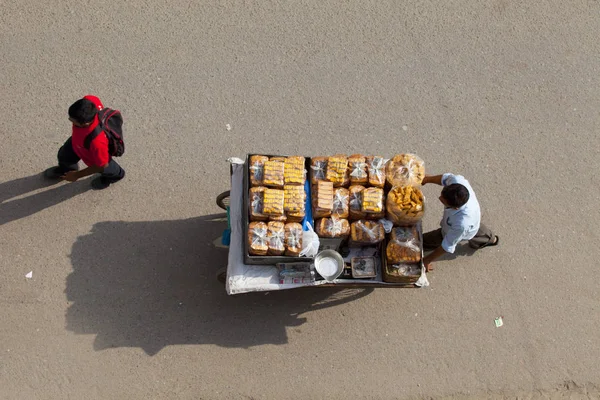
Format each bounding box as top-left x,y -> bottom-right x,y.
440,173 -> 481,253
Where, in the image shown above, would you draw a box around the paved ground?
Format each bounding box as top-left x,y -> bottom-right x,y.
1,1 -> 599,399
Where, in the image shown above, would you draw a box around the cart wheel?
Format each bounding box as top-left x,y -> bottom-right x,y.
216,267 -> 227,284
216,191 -> 231,210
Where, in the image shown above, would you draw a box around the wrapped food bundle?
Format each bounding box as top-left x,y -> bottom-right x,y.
350,220 -> 385,244
386,226 -> 421,263
270,156 -> 286,162
263,188 -> 285,217
249,186 -> 268,221
310,156 -> 328,184
332,188 -> 350,219
248,221 -> 268,255
326,155 -> 350,187
285,222 -> 303,256
270,214 -> 288,223
386,153 -> 425,187
366,156 -> 387,188
348,154 -> 368,185
249,155 -> 269,186
287,210 -> 305,223
382,263 -> 422,283
313,180 -> 333,219
284,185 -> 306,213
284,156 -> 306,185
267,221 -> 286,256
362,187 -> 385,214
315,217 -> 350,238
348,185 -> 367,220
386,186 -> 424,225
263,159 -> 285,188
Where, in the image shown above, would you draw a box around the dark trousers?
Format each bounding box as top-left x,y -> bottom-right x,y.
423,223 -> 495,251
58,138 -> 125,182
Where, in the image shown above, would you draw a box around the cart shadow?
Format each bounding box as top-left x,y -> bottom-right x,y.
65,214 -> 373,355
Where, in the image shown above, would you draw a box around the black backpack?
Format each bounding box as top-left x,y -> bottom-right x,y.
84,108 -> 125,157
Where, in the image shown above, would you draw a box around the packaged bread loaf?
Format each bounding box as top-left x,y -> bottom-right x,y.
312,180 -> 333,219
315,217 -> 350,238
284,185 -> 306,213
310,156 -> 328,184
348,185 -> 367,220
366,156 -> 387,188
286,210 -> 305,223
332,188 -> 350,219
386,154 -> 425,187
350,220 -> 385,245
249,155 -> 269,187
362,187 -> 385,214
270,156 -> 286,162
326,154 -> 350,187
270,214 -> 288,223
386,226 -> 421,263
263,188 -> 285,217
248,221 -> 268,256
249,186 -> 268,221
267,221 -> 286,256
263,159 -> 285,188
285,222 -> 303,256
348,154 -> 368,185
386,186 -> 424,225
284,156 -> 306,185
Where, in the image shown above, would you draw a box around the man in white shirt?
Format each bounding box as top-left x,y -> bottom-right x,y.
422,173 -> 498,272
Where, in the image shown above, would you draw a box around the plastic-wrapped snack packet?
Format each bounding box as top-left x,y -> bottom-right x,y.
326,155 -> 350,187
312,180 -> 333,219
350,220 -> 385,245
386,226 -> 421,263
332,188 -> 350,219
249,155 -> 269,186
362,187 -> 384,213
315,217 -> 350,238
248,222 -> 268,255
348,185 -> 367,220
348,154 -> 368,185
284,222 -> 303,256
249,186 -> 269,221
263,159 -> 285,188
366,155 -> 387,188
310,156 -> 328,184
284,156 -> 306,185
267,221 -> 286,256
386,186 -> 425,226
385,154 -> 425,187
263,188 -> 285,217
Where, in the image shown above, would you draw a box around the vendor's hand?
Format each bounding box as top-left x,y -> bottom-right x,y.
424,261 -> 434,272
61,171 -> 80,182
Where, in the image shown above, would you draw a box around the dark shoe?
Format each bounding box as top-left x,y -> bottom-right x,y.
43,167 -> 66,180
470,235 -> 500,249
91,176 -> 111,190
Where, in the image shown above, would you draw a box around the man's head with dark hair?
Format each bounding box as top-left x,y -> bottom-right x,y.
68,99 -> 98,126
440,183 -> 470,208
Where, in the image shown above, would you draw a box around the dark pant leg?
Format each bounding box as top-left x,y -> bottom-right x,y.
468,223 -> 495,249
57,138 -> 80,172
423,228 -> 444,251
101,159 -> 125,182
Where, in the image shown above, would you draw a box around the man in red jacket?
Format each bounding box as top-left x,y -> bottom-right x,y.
44,95 -> 125,190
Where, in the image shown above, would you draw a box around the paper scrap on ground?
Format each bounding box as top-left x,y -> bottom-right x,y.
226,124 -> 232,131
495,317 -> 504,328
25,271 -> 33,279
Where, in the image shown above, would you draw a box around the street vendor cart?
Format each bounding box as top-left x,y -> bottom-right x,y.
217,156 -> 429,295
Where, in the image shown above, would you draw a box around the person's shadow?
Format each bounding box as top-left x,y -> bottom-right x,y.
0,173 -> 91,226
65,214 -> 373,355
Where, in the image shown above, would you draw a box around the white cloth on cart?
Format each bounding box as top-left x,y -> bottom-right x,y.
226,161 -> 317,295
